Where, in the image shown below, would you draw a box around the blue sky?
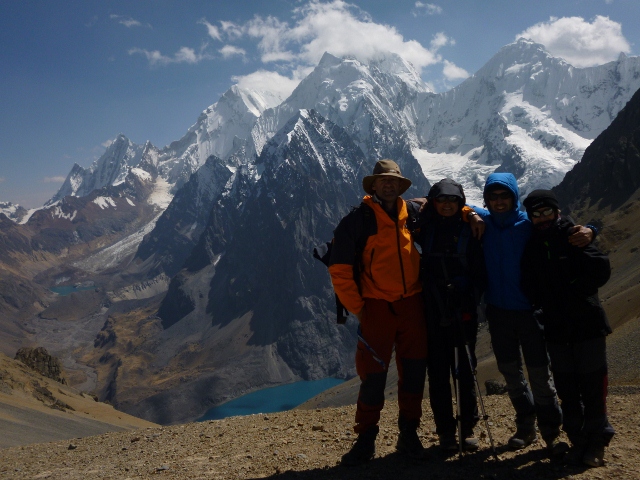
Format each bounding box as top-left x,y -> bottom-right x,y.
1,0 -> 639,208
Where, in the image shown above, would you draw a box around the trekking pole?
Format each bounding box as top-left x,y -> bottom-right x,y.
453,342 -> 464,456
453,313 -> 499,461
464,340 -> 499,461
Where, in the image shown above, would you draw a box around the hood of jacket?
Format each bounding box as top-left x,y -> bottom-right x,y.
483,173 -> 521,211
427,178 -> 466,213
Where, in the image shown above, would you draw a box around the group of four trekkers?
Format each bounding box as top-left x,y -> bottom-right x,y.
328,159 -> 614,469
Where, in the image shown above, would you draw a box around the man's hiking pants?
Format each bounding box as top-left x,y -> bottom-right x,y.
486,305 -> 562,440
354,293 -> 428,434
547,336 -> 615,447
426,316 -> 479,438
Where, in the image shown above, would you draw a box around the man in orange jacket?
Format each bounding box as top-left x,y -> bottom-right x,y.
329,159 -> 428,466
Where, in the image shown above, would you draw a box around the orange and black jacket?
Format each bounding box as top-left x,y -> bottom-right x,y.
328,195 -> 422,315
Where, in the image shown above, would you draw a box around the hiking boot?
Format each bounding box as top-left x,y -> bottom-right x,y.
463,435 -> 479,451
582,443 -> 606,467
340,429 -> 377,467
565,444 -> 586,465
438,433 -> 459,452
508,427 -> 537,450
544,436 -> 570,456
396,428 -> 425,459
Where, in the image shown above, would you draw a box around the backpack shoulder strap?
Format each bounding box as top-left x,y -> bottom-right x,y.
457,222 -> 471,269
353,202 -> 376,254
312,202 -> 376,325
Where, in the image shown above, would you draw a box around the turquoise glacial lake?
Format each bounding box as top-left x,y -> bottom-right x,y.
50,285 -> 96,296
198,377 -> 344,421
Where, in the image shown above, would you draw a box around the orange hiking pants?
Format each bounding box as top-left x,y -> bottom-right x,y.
354,293 -> 428,434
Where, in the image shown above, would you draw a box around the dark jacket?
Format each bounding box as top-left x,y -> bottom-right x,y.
472,173 -> 533,310
521,216 -> 612,344
415,178 -> 486,325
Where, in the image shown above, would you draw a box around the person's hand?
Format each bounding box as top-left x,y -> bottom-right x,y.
409,197 -> 428,213
469,213 -> 485,239
568,225 -> 593,248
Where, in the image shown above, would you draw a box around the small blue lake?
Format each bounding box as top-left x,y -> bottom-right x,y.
198,377 -> 344,421
50,285 -> 96,296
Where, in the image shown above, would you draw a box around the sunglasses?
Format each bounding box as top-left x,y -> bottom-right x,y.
435,195 -> 459,203
487,191 -> 512,201
531,208 -> 556,218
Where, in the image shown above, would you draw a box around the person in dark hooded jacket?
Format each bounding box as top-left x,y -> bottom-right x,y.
414,178 -> 486,452
521,189 -> 614,468
471,173 -> 594,454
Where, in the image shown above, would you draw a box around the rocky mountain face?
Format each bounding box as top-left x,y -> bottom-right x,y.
3,40 -> 640,425
554,85 -> 640,214
134,155 -> 234,278
111,110 -> 371,424
0,161 -> 164,354
0,202 -> 28,223
14,346 -> 67,385
551,86 -> 640,339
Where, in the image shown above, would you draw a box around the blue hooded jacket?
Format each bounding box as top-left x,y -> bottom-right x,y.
473,173 -> 532,310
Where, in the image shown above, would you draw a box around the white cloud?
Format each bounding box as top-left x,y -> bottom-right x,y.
246,15 -> 296,63
221,21 -> 244,39
129,46 -> 212,66
517,16 -> 630,67
219,45 -> 247,59
110,14 -> 148,29
44,176 -> 66,183
442,60 -> 469,80
430,32 -> 454,51
199,19 -> 222,41
413,2 -> 443,16
236,0 -> 441,72
128,0 -> 464,91
232,69 -> 307,100
0,177 -> 5,183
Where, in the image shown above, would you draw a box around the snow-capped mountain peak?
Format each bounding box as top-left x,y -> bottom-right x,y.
47,134 -> 145,205
251,51 -> 432,159
412,38 -> 640,204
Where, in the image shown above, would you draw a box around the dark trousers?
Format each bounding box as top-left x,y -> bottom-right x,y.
354,294 -> 428,434
486,305 -> 562,440
426,316 -> 479,437
547,336 -> 615,447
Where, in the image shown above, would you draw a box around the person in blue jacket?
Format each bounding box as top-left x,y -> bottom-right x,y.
472,173 -> 593,454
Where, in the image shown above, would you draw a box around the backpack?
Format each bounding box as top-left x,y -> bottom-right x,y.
313,202 -> 377,324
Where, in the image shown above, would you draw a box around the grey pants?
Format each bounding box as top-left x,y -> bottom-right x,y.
486,305 -> 562,440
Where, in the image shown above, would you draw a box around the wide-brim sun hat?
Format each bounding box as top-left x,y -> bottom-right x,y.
362,159 -> 412,195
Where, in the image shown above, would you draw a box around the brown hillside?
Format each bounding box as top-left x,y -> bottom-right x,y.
0,352 -> 157,449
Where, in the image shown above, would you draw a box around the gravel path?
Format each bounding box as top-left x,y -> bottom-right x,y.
2,393 -> 639,480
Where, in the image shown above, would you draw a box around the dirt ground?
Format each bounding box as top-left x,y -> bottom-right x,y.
1,390 -> 639,480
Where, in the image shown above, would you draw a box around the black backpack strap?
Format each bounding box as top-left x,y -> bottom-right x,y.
312,241 -> 332,267
312,202 -> 376,324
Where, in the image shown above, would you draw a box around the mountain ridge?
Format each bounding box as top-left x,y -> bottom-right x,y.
2,39 -> 640,425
